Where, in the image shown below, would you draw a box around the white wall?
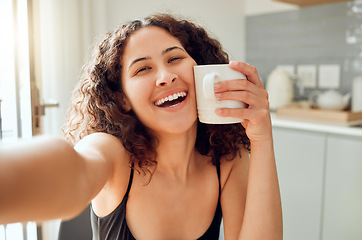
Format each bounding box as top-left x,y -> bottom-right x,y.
245,0 -> 298,16
98,0 -> 246,61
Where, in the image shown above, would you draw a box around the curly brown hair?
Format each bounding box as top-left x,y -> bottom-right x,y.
63,13 -> 250,176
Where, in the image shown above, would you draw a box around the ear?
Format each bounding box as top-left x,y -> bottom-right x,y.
117,92 -> 132,112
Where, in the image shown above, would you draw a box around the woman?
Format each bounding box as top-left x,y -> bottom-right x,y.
0,13 -> 282,239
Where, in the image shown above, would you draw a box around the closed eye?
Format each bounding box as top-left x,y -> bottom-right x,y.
135,66 -> 151,75
168,57 -> 184,63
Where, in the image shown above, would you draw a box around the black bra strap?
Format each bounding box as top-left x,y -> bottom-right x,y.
125,164 -> 134,197
216,163 -> 221,196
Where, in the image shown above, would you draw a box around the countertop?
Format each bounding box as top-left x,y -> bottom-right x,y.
271,112 -> 362,138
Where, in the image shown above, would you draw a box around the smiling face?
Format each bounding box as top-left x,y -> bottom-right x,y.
121,26 -> 198,136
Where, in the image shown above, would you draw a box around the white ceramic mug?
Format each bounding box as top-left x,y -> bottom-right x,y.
352,76 -> 362,112
193,64 -> 246,124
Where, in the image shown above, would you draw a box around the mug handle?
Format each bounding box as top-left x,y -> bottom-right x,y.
203,73 -> 220,102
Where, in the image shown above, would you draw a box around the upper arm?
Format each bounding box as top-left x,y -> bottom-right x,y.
220,146 -> 250,240
75,132 -> 131,217
74,133 -> 127,202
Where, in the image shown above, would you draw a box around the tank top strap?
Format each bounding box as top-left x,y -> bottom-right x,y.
216,163 -> 221,196
125,164 -> 134,198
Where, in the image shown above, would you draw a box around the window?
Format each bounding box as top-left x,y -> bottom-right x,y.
0,0 -> 33,142
0,223 -> 37,240
0,0 -> 37,239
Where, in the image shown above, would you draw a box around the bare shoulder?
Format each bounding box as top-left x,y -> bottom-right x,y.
75,133 -> 130,166
76,133 -> 132,217
219,145 -> 250,238
75,132 -> 125,155
219,145 -> 250,191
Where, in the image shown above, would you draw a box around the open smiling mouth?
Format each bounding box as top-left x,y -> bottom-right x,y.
154,91 -> 187,107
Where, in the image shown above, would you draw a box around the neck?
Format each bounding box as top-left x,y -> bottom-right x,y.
153,123 -> 198,181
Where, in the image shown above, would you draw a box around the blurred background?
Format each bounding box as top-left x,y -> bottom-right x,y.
1,0 -> 361,240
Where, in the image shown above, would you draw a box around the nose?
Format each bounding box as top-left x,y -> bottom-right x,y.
156,68 -> 177,87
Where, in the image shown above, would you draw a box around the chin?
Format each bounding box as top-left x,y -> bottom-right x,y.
155,117 -> 198,136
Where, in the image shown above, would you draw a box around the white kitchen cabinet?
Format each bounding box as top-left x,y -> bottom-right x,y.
273,127 -> 326,240
322,134 -> 362,240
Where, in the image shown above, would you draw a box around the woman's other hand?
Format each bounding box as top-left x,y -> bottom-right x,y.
214,61 -> 272,143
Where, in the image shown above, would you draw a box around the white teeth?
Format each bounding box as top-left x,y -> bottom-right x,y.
155,91 -> 187,106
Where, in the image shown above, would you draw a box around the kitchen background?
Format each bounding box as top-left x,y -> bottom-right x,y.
0,0 -> 361,240
246,1 -> 362,98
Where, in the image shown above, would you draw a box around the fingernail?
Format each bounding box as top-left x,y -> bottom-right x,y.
215,109 -> 222,115
230,61 -> 238,66
215,93 -> 221,100
214,83 -> 221,91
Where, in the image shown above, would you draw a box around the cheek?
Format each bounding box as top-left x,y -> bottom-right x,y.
185,66 -> 197,90
179,62 -> 197,85
123,80 -> 153,107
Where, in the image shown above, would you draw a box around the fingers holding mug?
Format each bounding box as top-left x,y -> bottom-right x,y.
214,79 -> 268,109
228,61 -> 264,88
193,64 -> 248,124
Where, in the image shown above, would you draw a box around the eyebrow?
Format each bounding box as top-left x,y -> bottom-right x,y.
162,46 -> 185,55
128,57 -> 151,71
127,46 -> 186,71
